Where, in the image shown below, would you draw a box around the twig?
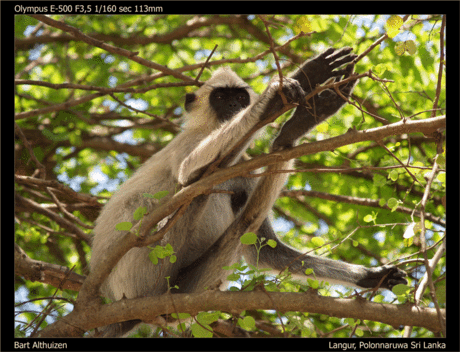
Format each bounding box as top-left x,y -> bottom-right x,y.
195,44 -> 218,81
431,15 -> 445,118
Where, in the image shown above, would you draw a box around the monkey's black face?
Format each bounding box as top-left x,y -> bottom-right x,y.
209,87 -> 250,122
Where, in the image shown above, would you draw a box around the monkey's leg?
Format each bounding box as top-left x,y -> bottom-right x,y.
172,218 -> 246,293
243,219 -> 407,290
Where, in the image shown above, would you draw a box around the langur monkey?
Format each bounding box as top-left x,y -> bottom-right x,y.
90,47 -> 407,337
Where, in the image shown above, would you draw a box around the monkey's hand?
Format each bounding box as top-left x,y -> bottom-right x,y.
272,61 -> 357,151
293,47 -> 358,94
356,265 -> 408,291
255,77 -> 306,123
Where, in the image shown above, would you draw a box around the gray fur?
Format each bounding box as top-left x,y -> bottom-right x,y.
90,50 -> 407,337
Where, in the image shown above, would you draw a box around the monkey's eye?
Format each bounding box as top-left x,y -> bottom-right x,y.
215,94 -> 224,100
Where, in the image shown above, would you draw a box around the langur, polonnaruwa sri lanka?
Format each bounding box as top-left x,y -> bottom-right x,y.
90,47 -> 407,337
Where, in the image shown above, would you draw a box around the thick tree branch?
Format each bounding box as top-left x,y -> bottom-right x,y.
15,243 -> 85,292
37,289 -> 445,337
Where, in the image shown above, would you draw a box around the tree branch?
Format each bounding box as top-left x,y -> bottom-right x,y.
15,243 -> 85,292
37,289 -> 445,337
139,115 -> 446,242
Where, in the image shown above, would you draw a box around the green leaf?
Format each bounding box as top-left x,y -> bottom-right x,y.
392,283 -> 410,295
267,239 -> 277,248
405,40 -> 417,55
238,316 -> 255,331
152,190 -> 169,200
191,323 -> 212,337
171,312 -> 191,320
307,278 -> 319,289
387,198 -> 399,211
240,232 -> 257,245
311,237 -> 325,247
133,206 -> 147,221
363,214 -> 374,223
226,273 -> 240,281
385,16 -> 403,38
293,16 -> 312,34
197,311 -> 219,324
115,222 -> 133,231
148,251 -> 158,265
389,170 -> 399,181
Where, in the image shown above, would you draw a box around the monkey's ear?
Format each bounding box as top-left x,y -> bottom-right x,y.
185,93 -> 197,111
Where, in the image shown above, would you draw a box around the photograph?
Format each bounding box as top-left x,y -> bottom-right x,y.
13,11 -> 447,347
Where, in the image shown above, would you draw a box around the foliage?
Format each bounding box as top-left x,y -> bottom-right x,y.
14,15 -> 446,338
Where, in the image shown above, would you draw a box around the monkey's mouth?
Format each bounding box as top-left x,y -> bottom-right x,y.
219,107 -> 243,122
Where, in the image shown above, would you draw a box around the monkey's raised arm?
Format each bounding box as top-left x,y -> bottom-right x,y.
177,76 -> 304,186
178,48 -> 357,186
273,60 -> 357,151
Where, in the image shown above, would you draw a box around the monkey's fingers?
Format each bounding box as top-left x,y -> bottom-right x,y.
328,66 -> 355,79
329,54 -> 358,72
330,64 -> 357,94
318,47 -> 338,60
323,47 -> 353,64
387,276 -> 408,289
383,266 -> 408,289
